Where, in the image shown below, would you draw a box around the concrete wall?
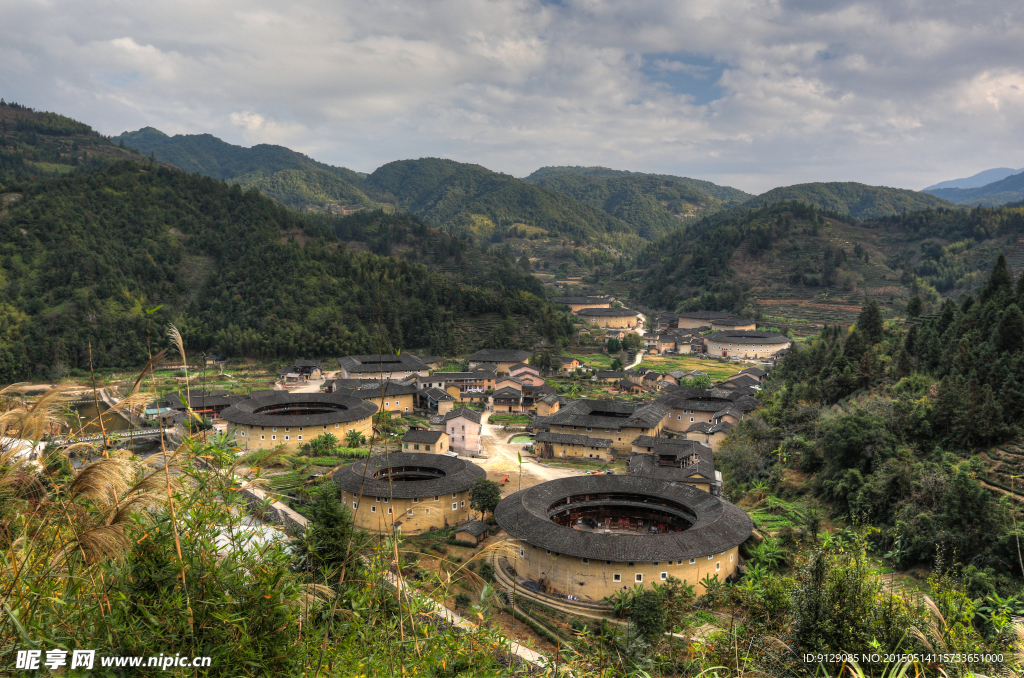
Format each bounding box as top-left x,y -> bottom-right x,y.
507,540 -> 740,601
233,416 -> 373,450
339,490 -> 474,534
446,415 -> 481,454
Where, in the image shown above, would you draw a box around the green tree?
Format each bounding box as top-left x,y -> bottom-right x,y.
344,430 -> 367,448
606,337 -> 622,352
622,333 -> 643,351
993,303 -> 1024,354
468,477 -> 502,520
856,299 -> 884,344
628,589 -> 666,640
906,295 -> 924,318
295,483 -> 365,581
610,357 -> 624,371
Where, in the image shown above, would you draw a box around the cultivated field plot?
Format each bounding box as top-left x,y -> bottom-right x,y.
641,355 -> 745,380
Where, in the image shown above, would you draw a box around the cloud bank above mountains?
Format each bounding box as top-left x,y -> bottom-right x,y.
3,0 -> 1023,193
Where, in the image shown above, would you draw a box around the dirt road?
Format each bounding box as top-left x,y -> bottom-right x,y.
474,411 -> 576,490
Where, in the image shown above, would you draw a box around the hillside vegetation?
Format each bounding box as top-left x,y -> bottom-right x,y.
745,181 -> 955,219
0,101 -> 150,182
523,165 -> 752,238
926,171 -> 1024,206
0,160 -> 573,381
114,127 -> 379,212
624,201 -> 1024,331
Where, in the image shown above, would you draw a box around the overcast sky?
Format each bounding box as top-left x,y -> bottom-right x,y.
3,0 -> 1023,193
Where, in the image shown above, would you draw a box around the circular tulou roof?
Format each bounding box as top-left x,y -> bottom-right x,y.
705,330 -> 789,345
333,452 -> 485,499
677,311 -> 733,320
495,475 -> 752,562
219,391 -> 377,427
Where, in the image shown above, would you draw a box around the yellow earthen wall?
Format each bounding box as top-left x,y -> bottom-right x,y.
233,416 -> 373,450
341,490 -> 473,534
508,540 -> 740,601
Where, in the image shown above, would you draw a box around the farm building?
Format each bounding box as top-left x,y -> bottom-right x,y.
704,331 -> 790,359
220,390 -> 376,451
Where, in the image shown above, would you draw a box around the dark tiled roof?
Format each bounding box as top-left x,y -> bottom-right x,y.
339,381 -> 419,398
468,349 -> 532,363
558,356 -> 579,364
402,430 -> 446,444
627,440 -> 715,484
722,374 -> 760,388
630,435 -> 663,448
712,408 -> 743,420
494,387 -> 523,398
710,421 -> 735,434
739,367 -> 767,377
510,362 -> 536,372
539,394 -> 560,405
456,521 -> 490,537
577,307 -> 638,317
705,330 -> 789,345
618,379 -> 640,389
553,296 -> 610,304
442,407 -> 482,424
165,390 -> 245,411
712,318 -> 755,326
656,387 -> 761,412
422,387 -> 454,401
495,475 -> 751,561
219,391 -> 377,427
595,370 -> 627,380
435,370 -> 495,380
687,422 -> 714,433
293,359 -> 322,368
677,311 -> 733,320
333,453 -> 485,499
544,399 -> 667,430
535,432 -> 612,448
337,354 -> 429,373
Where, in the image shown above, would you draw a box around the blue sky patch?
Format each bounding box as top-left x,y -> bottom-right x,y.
641,53 -> 724,106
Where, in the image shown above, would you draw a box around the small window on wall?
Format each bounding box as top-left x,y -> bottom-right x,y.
352,502 -> 357,509
388,507 -> 392,514
460,501 -> 465,508
271,435 -> 276,440
716,562 -> 721,571
660,572 -> 667,580
730,554 -> 734,562
452,503 -> 458,510
635,574 -> 643,583
425,509 -> 430,515
689,558 -> 696,565
581,558 -> 589,565
284,436 -> 290,441
371,506 -> 376,513
707,555 -> 713,561
613,574 -> 621,582
297,436 -> 302,441
520,549 -> 525,557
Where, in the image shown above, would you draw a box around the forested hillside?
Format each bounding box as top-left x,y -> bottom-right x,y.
363,158 -> 634,241
745,181 -> 954,219
625,201 -> 1024,330
0,161 -> 574,381
0,101 -> 150,182
113,127 -> 379,212
925,171 -> 1024,206
720,261 -> 1024,591
522,166 -> 752,238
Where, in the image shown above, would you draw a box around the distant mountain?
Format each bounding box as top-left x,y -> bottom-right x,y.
923,171 -> 1024,206
744,182 -> 955,219
924,167 -> 1023,190
113,127 -> 378,211
521,166 -> 752,240
363,158 -> 632,240
524,166 -> 752,203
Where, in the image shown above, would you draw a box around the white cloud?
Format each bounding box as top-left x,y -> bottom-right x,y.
2,0 -> 1023,191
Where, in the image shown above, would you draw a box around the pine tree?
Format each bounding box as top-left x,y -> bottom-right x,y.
856,300 -> 884,345
993,304 -> 1024,354
979,254 -> 1013,304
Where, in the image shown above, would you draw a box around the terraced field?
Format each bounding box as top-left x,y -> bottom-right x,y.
979,441 -> 1024,502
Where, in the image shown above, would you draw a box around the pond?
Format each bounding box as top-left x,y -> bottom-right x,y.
509,434 -> 534,444
71,402 -> 133,433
